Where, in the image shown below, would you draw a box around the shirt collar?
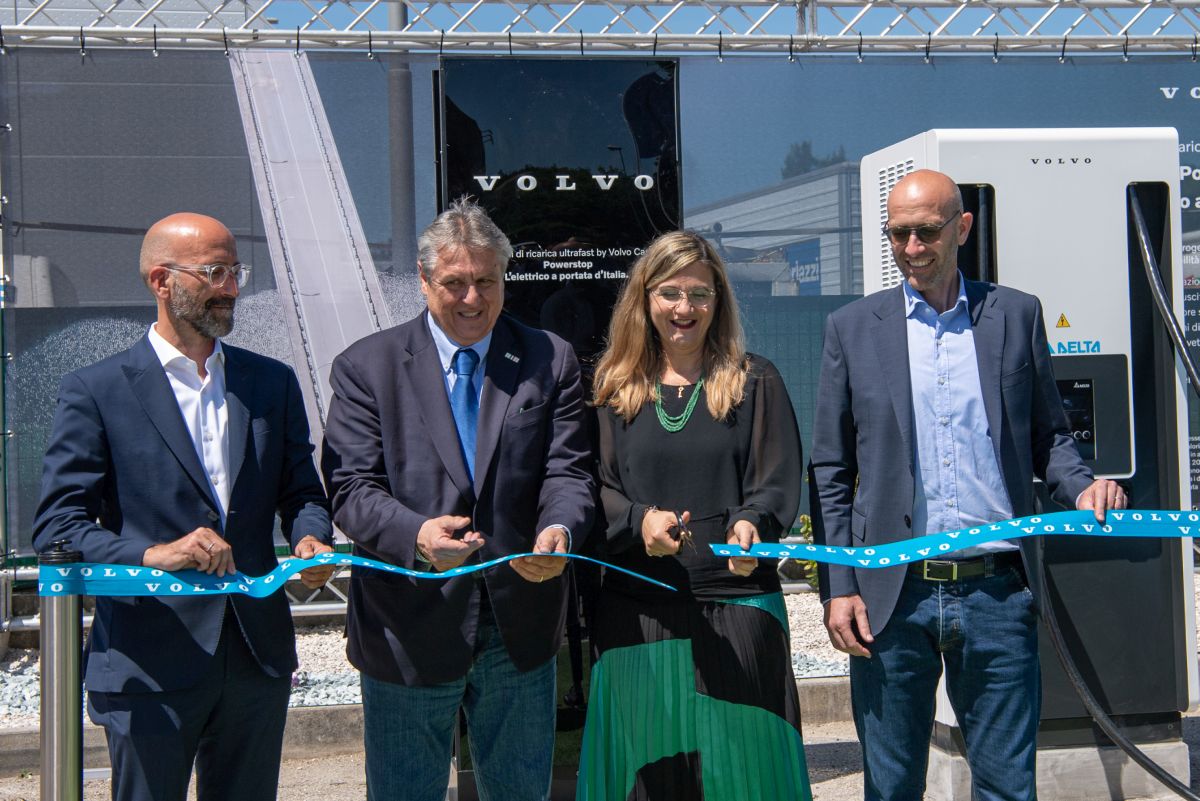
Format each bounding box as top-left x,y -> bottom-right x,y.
425,312 -> 492,374
148,324 -> 225,374
902,271 -> 969,320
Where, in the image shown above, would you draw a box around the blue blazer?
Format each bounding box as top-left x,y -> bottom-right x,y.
321,312 -> 595,685
33,335 -> 332,693
809,281 -> 1094,634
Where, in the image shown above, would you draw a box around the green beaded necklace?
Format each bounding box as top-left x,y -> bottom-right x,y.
655,375 -> 705,433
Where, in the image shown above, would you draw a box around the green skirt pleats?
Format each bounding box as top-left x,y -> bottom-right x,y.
576,593 -> 812,801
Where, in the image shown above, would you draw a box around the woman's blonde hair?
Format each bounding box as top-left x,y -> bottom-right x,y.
593,230 -> 747,421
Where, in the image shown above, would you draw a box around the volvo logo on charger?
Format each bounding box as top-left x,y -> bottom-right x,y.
1029,157 -> 1094,165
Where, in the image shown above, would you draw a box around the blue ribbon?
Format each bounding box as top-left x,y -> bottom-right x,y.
710,509 -> 1196,568
38,551 -> 676,597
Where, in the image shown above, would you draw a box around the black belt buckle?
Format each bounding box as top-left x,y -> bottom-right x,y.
921,560 -> 958,582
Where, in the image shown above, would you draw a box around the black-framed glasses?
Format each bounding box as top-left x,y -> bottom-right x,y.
165,263 -> 251,288
882,210 -> 961,246
651,287 -> 718,306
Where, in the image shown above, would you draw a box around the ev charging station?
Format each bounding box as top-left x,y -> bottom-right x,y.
861,129 -> 1199,800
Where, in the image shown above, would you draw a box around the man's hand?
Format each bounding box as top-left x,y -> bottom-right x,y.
143,527 -> 236,576
642,508 -> 687,557
824,594 -> 874,658
1077,478 -> 1127,524
293,535 -> 336,589
510,526 -> 569,583
726,519 -> 760,576
416,515 -> 485,572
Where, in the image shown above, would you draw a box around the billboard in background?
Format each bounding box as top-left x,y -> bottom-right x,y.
438,57 -> 681,368
786,239 -> 821,296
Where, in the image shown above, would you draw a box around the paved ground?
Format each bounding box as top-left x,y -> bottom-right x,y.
0,720 -> 863,801
6,717 -> 1200,800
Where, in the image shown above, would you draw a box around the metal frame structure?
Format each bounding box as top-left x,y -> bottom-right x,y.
2,0 -> 1200,55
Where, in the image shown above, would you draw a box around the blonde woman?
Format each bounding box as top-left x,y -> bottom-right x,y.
578,231 -> 811,801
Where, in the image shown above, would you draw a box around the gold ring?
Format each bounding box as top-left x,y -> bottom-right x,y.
538,576 -> 544,583
204,543 -> 215,554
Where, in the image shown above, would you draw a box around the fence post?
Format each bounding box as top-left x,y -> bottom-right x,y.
39,541 -> 83,801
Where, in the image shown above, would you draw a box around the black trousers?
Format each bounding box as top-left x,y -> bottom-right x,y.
87,610 -> 292,801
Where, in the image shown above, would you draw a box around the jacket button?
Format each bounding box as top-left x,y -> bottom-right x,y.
207,510 -> 219,522
904,515 -> 912,528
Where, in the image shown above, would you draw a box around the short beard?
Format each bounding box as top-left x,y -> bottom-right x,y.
168,277 -> 235,339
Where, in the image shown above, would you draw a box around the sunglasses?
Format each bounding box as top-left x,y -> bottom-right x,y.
882,210 -> 961,246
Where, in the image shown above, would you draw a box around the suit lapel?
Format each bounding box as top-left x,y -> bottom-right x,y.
122,336 -> 220,510
871,286 -> 915,466
223,347 -> 252,488
405,317 -> 475,499
968,281 -> 1006,464
474,319 -> 520,497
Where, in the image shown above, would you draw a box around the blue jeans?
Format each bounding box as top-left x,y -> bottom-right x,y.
360,609 -> 557,801
850,567 -> 1040,801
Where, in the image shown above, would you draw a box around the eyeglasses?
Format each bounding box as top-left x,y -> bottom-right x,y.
165,263 -> 251,288
882,210 -> 961,246
651,287 -> 718,306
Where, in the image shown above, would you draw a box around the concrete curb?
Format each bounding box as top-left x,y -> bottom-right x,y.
0,677 -> 853,777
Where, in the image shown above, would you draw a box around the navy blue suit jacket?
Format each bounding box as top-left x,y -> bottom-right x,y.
809,281 -> 1094,634
321,312 -> 595,685
34,335 -> 332,693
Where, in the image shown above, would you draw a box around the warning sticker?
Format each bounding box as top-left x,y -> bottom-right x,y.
1056,313 -> 1071,329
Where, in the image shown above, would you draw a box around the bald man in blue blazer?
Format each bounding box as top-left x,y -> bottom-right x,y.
34,213 -> 333,801
809,170 -> 1124,801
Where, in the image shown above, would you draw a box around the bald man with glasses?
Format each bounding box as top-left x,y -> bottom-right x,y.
34,212 -> 334,801
809,170 -> 1125,801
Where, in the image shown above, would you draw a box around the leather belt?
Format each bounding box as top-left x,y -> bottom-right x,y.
910,551 -> 1023,582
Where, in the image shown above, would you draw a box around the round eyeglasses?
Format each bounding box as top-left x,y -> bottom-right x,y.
165,263 -> 252,289
651,287 -> 717,306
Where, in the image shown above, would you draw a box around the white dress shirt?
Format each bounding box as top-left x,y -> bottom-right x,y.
148,324 -> 231,524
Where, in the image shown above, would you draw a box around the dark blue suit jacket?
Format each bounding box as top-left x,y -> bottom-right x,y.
809,281 -> 1094,634
34,335 -> 332,693
321,312 -> 595,685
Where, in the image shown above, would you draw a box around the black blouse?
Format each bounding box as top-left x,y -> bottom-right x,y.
597,354 -> 803,602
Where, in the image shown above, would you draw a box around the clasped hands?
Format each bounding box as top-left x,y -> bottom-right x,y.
642,507 -> 760,576
142,529 -> 335,589
415,515 -> 568,583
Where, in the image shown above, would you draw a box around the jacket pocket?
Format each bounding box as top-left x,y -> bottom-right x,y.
1001,362 -> 1031,388
851,507 -> 867,544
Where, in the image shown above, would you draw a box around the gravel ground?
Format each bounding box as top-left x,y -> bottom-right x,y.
2,577 -> 1195,729
0,590 -> 846,728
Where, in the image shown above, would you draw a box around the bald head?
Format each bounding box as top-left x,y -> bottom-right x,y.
139,213 -> 236,287
888,170 -> 963,220
884,169 -> 972,313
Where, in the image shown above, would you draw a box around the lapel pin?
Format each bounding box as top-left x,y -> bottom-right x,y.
504,352 -> 520,363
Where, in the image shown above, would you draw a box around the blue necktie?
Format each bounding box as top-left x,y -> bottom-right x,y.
450,348 -> 480,480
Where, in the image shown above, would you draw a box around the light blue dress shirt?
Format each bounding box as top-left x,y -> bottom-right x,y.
904,275 -> 1016,557
426,314 -> 491,405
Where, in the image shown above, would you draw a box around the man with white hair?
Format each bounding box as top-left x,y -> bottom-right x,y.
322,198 -> 595,801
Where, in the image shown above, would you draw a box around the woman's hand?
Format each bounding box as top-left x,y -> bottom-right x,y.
726,519 -> 760,576
642,508 -> 689,557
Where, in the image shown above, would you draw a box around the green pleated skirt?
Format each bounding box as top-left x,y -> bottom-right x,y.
576,591 -> 813,801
